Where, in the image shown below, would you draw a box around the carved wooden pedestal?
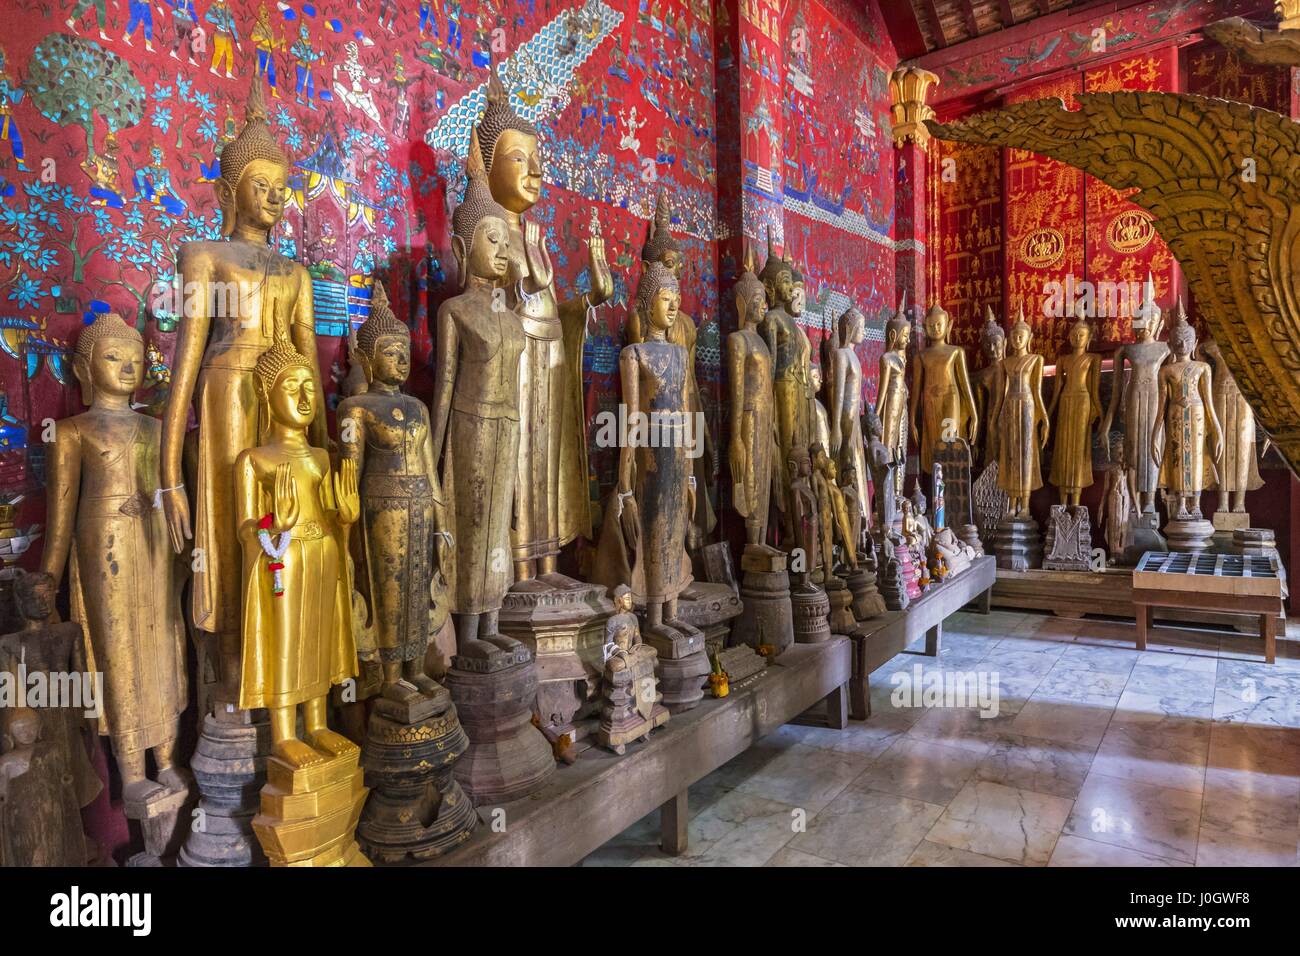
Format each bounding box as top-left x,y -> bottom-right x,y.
1043,504 -> 1092,571
358,687 -> 478,863
1164,515 -> 1215,553
642,623 -> 709,713
824,574 -> 857,633
994,515 -> 1042,571
791,585 -> 832,644
445,647 -> 555,805
180,709 -> 270,867
735,544 -> 793,656
252,748 -> 370,867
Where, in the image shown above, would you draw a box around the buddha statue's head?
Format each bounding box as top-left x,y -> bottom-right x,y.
255,333 -> 316,429
1009,311 -> 1032,355
1068,314 -> 1093,353
787,257 -> 805,317
73,311 -> 143,407
4,707 -> 40,751
838,307 -> 865,347
14,570 -> 57,625
758,226 -> 790,309
216,75 -> 290,239
476,66 -> 542,214
636,261 -> 681,335
734,245 -> 766,328
356,281 -> 411,388
453,128 -> 512,286
612,584 -> 634,616
924,303 -> 951,345
809,363 -> 822,393
642,189 -> 683,278
911,482 -> 927,516
886,296 -> 912,353
980,305 -> 1005,363
841,464 -> 856,489
1168,299 -> 1196,358
864,406 -> 883,441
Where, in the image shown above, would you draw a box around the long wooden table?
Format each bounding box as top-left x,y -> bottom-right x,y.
847,555 -> 997,720
426,639 -> 851,866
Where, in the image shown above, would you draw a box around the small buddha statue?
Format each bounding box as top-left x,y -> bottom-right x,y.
1046,309 -> 1101,507
338,280 -> 450,704
1097,435 -> 1134,563
910,302 -> 978,475
875,295 -> 910,500
0,707 -> 85,866
40,312 -> 189,806
809,363 -> 832,456
1202,336 -> 1263,516
863,406 -> 898,531
235,331 -> 361,769
726,245 -> 776,548
909,483 -> 934,553
972,306 -> 1005,467
811,442 -> 857,573
786,448 -> 821,591
990,312 -> 1049,517
1153,302 -> 1223,520
596,585 -> 667,754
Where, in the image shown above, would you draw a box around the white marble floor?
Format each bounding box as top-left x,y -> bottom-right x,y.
580,609 -> 1300,867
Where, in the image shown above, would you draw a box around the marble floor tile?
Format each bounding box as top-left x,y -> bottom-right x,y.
925,779 -> 1073,866
905,839 -> 1020,867
709,731 -> 804,790
1034,665 -> 1128,705
1053,643 -> 1139,675
993,634 -> 1071,656
772,712 -> 913,759
733,741 -> 872,812
1132,650 -> 1219,673
1010,698 -> 1115,748
975,732 -> 1095,800
1195,824 -> 1298,867
1114,688 -> 1214,720
1065,772 -> 1202,864
1200,765 -> 1300,847
1213,660 -> 1300,728
764,847 -> 845,867
670,790 -> 805,866
906,703 -> 1021,755
1091,715 -> 1210,795
980,648 -> 1063,678
1124,661 -> 1219,699
850,737 -> 982,805
786,787 -> 944,866
1207,721 -> 1300,776
1047,834 -> 1188,867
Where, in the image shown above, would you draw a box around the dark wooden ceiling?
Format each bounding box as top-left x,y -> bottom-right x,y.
880,0 -> 1081,59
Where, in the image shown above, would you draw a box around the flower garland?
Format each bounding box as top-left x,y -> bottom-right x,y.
257,513 -> 292,597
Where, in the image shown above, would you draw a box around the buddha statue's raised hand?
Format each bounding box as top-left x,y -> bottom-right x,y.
272,463 -> 299,533
334,458 -> 360,527
523,219 -> 553,291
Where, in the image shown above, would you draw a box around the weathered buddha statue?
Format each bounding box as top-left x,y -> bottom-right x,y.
909,483 -> 934,553
1101,276 -> 1168,515
809,363 -> 832,455
1153,302 -> 1223,522
810,442 -> 857,573
972,306 -> 1005,467
991,312 -> 1048,518
236,331 -> 360,769
1046,309 -> 1101,507
0,707 -> 86,866
430,128 -> 527,659
727,246 -> 776,547
864,406 -> 898,531
759,230 -> 813,535
476,66 -> 612,583
338,281 -> 449,704
875,295 -> 910,501
596,585 -> 667,754
1202,336 -> 1262,518
162,76 -> 325,703
786,448 -> 821,591
632,189 -> 715,548
1097,434 -> 1134,562
41,312 -> 189,806
826,305 -> 868,519
910,302 -> 978,475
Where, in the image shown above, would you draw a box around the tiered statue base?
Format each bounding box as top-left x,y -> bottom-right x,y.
642,621 -> 709,713
895,542 -> 923,599
1164,514 -> 1215,553
596,647 -> 669,755
995,515 -> 1042,571
124,770 -> 197,867
445,646 -> 555,805
876,536 -> 910,611
791,584 -> 832,644
500,574 -> 612,743
252,747 -> 370,867
823,574 -> 856,633
180,708 -> 270,867
736,544 -> 793,656
1121,511 -> 1167,565
846,538 -> 886,619
973,462 -> 1010,546
357,685 -> 478,864
1043,504 -> 1093,572
674,580 -> 743,661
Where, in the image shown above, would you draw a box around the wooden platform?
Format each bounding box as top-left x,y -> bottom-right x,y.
848,555 -> 997,721
991,565 -> 1285,632
425,639 -> 851,867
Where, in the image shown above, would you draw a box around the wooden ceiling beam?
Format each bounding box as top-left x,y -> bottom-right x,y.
877,0 -> 930,59
959,0 -> 981,38
997,0 -> 1016,28
921,0 -> 950,49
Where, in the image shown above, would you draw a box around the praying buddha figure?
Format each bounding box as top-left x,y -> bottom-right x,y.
910,302 -> 978,474
875,295 -> 910,500
1046,309 -> 1101,506
40,312 -> 189,806
1153,302 -> 1223,520
991,312 -> 1048,517
161,75 -> 325,703
726,245 -> 776,547
235,332 -> 360,769
476,66 -> 612,583
337,281 -> 449,702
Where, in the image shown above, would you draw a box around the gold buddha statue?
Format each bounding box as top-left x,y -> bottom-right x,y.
430,128 -> 528,658
235,331 -> 360,769
809,363 -> 832,456
1046,309 -> 1101,506
726,246 -> 776,547
990,312 -> 1048,518
826,306 -> 868,521
1101,276 -> 1168,515
41,312 -> 189,806
162,76 -> 325,703
875,295 -> 910,501
476,66 -> 612,583
337,280 -> 449,703
910,302 -> 978,474
810,442 -> 857,574
972,306 -> 1005,467
1153,302 -> 1223,520
631,189 -> 715,548
1202,336 -> 1263,516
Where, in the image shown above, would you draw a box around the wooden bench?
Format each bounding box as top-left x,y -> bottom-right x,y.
425,639 -> 851,866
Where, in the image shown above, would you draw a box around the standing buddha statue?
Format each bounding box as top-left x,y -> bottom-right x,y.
875,294 -> 910,503
1202,336 -> 1263,520
991,311 -> 1048,518
910,302 -> 978,475
726,245 -> 776,548
1046,308 -> 1101,507
826,305 -> 868,521
972,306 -> 1005,467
